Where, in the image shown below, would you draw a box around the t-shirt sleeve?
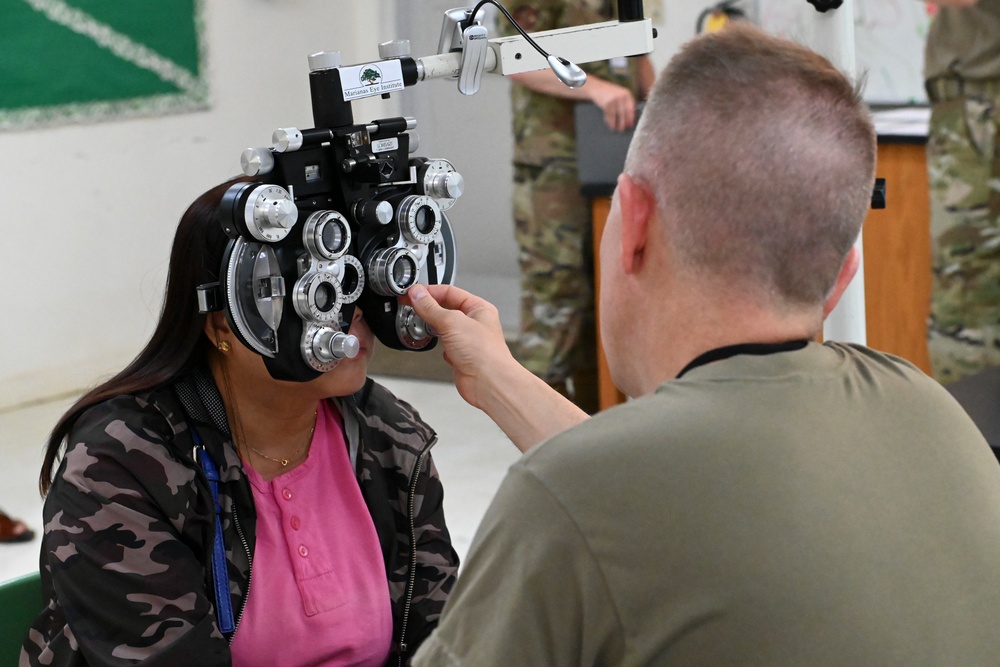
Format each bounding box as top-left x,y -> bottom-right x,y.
412,462 -> 623,666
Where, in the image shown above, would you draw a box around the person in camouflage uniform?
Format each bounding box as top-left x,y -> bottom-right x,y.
500,0 -> 654,412
21,177 -> 457,667
924,0 -> 1000,384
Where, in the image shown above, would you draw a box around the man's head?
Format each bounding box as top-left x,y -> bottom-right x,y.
627,23 -> 875,306
601,24 -> 876,394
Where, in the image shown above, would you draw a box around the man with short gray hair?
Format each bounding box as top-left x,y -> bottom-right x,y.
410,24 -> 1000,665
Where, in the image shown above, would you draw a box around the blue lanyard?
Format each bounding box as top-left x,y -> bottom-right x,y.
192,427 -> 236,634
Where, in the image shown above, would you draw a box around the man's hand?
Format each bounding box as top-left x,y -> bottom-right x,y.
405,284 -> 590,452
588,78 -> 639,132
403,284 -> 513,411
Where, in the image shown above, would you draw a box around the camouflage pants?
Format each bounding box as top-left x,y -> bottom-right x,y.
926,78 -> 1000,384
512,160 -> 599,412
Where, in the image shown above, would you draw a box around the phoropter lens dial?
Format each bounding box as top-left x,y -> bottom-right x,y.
396,305 -> 435,350
243,184 -> 297,242
398,195 -> 442,245
301,324 -> 360,372
418,159 -> 464,211
366,247 -> 419,297
293,271 -> 344,323
303,210 -> 351,260
339,255 -> 365,304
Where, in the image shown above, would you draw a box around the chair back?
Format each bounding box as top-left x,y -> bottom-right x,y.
0,572 -> 43,666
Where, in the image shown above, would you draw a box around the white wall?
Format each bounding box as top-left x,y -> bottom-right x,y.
0,0 -> 397,409
656,2 -> 706,69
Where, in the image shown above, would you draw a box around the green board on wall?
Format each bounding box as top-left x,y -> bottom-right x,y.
0,0 -> 206,131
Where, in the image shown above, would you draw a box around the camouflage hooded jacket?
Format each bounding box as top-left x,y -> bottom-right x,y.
21,368 -> 458,667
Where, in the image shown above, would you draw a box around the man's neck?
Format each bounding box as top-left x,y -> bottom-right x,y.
632,296 -> 822,395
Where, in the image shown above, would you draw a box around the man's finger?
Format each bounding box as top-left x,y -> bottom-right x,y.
407,284 -> 448,330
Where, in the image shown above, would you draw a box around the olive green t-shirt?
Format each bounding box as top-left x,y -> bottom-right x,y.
415,342 -> 1000,666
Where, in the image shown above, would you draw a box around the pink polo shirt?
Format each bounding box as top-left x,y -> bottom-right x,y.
230,401 -> 392,667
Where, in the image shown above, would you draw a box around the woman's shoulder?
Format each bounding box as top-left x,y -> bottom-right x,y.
64,385 -> 195,477
72,385 -> 186,442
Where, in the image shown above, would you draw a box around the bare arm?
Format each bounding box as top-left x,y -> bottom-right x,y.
637,55 -> 656,100
404,284 -> 588,452
510,66 -> 640,132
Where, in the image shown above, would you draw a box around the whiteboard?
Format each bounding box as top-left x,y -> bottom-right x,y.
757,0 -> 932,105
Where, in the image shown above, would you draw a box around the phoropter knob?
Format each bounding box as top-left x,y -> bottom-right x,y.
309,51 -> 342,72
428,171 -> 465,200
354,199 -> 394,226
396,305 -> 436,350
272,128 -> 304,153
316,331 -> 360,362
419,159 -> 464,211
265,198 -> 297,230
240,184 -> 297,243
241,147 -> 274,176
379,40 -> 412,60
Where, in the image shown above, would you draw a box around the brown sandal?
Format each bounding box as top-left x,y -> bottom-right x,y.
0,510 -> 35,543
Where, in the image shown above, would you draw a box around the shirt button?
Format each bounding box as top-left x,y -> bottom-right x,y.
290,516 -> 301,530
282,488 -> 292,501
298,545 -> 309,558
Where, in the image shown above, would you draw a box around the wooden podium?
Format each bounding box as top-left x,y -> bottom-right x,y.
590,138 -> 932,411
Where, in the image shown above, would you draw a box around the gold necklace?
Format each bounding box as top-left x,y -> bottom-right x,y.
242,411 -> 317,467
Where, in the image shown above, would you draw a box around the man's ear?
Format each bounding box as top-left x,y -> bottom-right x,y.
823,244 -> 860,318
617,173 -> 655,275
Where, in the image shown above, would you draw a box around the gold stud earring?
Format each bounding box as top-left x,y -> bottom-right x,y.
217,341 -> 232,353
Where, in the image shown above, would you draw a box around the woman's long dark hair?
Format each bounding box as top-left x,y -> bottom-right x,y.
40,176 -> 254,494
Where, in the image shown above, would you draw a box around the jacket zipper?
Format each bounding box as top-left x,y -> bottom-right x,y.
396,441 -> 431,666
228,498 -> 253,643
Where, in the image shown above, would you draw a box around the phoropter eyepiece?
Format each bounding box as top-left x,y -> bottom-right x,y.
303,210 -> 351,260
367,247 -> 419,297
398,196 -> 443,245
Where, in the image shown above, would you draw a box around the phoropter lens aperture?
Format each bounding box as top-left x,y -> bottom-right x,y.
303,210 -> 351,261
314,282 -> 336,312
398,195 -> 442,245
367,247 -> 419,297
293,271 -> 343,323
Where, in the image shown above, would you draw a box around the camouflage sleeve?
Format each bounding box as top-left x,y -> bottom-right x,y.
497,0 -> 564,37
403,449 -> 460,658
34,397 -> 230,666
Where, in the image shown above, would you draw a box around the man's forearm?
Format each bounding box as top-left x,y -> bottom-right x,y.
479,360 -> 590,453
509,68 -> 608,101
512,68 -> 639,131
637,55 -> 656,99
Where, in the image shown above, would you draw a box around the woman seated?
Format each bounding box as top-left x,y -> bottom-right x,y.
21,177 -> 458,666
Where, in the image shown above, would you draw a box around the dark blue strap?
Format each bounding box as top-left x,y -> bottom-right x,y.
193,428 -> 236,634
